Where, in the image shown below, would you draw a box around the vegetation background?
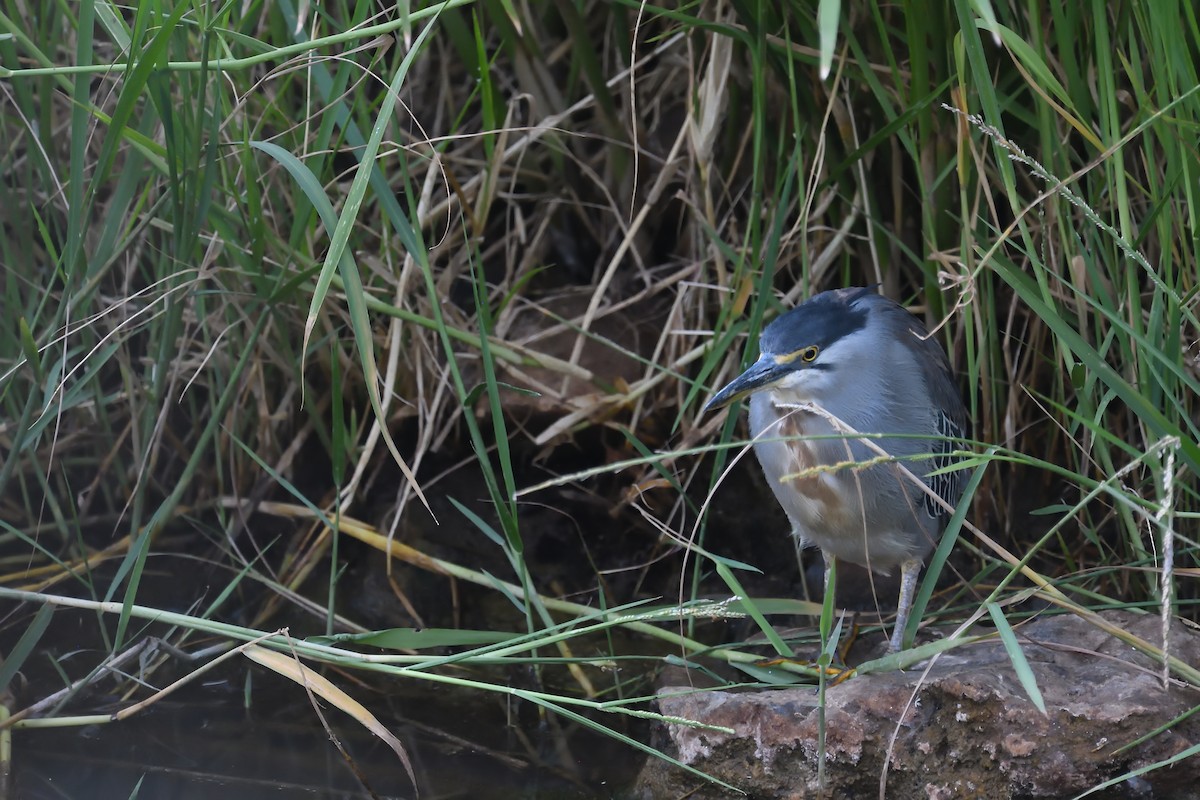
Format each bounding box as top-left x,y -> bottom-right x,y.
0,0 -> 1196,795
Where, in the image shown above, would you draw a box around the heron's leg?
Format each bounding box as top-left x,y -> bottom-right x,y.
822,554 -> 834,605
794,534 -> 816,602
889,558 -> 922,653
821,554 -> 852,655
812,556 -> 857,679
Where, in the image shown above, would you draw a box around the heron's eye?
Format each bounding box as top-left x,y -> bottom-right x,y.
800,346 -> 820,362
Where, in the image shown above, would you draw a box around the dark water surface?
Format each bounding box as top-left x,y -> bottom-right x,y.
13,675 -> 638,798
6,441 -> 796,799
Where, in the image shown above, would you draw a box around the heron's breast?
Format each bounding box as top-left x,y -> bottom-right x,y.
748,397 -> 934,571
751,407 -> 855,531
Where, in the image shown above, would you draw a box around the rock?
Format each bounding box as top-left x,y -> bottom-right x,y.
634,611 -> 1200,799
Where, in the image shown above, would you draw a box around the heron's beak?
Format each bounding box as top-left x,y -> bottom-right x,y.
703,355 -> 790,411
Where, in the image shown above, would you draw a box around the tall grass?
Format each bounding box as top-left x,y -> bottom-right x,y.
0,0 -> 1196,794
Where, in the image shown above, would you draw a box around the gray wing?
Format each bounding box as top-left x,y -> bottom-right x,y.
856,291 -> 968,520
908,317 -> 968,521
881,297 -> 968,520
